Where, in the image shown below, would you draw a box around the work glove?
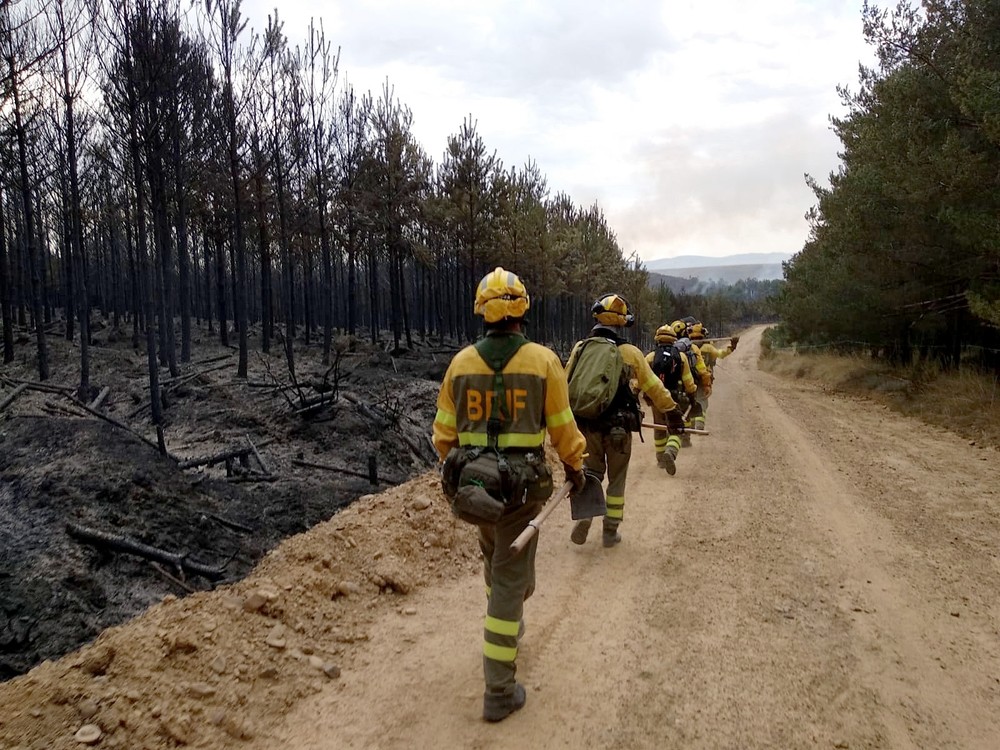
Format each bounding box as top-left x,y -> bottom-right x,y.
666,407 -> 685,434
730,336 -> 740,351
564,464 -> 587,494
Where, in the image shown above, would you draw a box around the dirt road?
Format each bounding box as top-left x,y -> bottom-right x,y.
259,326 -> 1000,749
4,325 -> 1000,749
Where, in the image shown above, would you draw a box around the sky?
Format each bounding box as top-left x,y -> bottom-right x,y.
243,0 -> 877,263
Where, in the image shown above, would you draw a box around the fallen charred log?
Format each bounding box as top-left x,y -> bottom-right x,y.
177,438 -> 275,470
66,522 -> 231,581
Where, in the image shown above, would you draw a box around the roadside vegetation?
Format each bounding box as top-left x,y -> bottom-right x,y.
779,1 -> 1000,372
760,326 -> 1000,450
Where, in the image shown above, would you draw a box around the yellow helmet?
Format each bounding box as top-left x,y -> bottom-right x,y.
654,324 -> 677,344
670,319 -> 688,337
689,323 -> 706,340
474,267 -> 530,324
591,294 -> 635,328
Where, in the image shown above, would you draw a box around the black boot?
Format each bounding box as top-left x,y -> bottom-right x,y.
483,683 -> 527,722
602,521 -> 621,548
570,518 -> 592,545
657,450 -> 677,476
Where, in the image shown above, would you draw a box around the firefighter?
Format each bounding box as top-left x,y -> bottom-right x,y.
433,267 -> 587,723
645,323 -> 698,475
566,294 -> 684,548
688,321 -> 739,431
672,319 -> 712,436
690,322 -> 739,373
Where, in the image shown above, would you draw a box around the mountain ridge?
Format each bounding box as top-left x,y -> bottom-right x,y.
644,252 -> 792,270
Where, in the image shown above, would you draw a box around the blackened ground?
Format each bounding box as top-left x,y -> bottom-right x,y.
0,328 -> 449,681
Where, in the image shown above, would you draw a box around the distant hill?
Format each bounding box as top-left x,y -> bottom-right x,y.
643,253 -> 790,287
647,271 -> 699,294
645,252 -> 792,272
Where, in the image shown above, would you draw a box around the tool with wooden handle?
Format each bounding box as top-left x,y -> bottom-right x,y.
695,336 -> 737,344
509,470 -> 608,554
641,422 -> 710,435
509,481 -> 572,554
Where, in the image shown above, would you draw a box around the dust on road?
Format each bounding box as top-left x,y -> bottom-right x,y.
3,326 -> 999,749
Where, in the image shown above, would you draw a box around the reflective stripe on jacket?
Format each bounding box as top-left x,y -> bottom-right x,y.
433,340 -> 586,470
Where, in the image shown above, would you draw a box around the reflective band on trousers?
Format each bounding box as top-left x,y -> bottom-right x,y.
667,436 -> 681,450
483,641 -> 518,662
485,615 -> 521,637
606,495 -> 624,520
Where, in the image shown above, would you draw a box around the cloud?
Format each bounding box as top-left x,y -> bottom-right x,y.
327,1 -> 673,97
613,112 -> 841,259
242,0 -> 875,261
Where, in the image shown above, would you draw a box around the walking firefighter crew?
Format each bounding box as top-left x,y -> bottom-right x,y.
433,267 -> 587,723
565,294 -> 685,548
672,319 -> 712,434
645,323 -> 699,475
686,320 -> 738,433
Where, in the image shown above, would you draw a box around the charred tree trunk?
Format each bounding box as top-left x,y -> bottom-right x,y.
274,144 -> 296,380
150,164 -> 178,376
214,227 -> 228,346
256,177 -> 273,354
8,53 -> 49,380
128,92 -> 163,446
347,222 -> 357,335
61,39 -> 91,399
172,117 -> 192,363
0,186 -> 13,363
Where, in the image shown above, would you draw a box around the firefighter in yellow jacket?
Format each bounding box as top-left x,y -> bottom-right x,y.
690,322 -> 739,372
433,267 -> 586,723
566,294 -> 684,548
688,321 -> 739,431
672,319 -> 712,433
645,324 -> 698,475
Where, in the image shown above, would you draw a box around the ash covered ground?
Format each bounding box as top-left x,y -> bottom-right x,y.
0,324 -> 449,681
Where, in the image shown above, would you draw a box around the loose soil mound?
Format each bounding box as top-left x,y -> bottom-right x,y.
0,474 -> 481,749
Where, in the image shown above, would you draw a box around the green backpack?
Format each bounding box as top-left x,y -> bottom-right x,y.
566,337 -> 626,419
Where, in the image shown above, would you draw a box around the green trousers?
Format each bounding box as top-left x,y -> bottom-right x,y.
580,425 -> 632,529
651,405 -> 682,460
478,497 -> 543,695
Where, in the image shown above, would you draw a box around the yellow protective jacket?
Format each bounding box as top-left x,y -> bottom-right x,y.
694,341 -> 731,370
645,349 -> 697,396
566,334 -> 678,414
688,344 -> 713,394
433,334 -> 586,471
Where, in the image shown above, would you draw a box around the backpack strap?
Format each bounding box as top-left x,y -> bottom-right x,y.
565,337 -> 593,384
473,333 -> 529,451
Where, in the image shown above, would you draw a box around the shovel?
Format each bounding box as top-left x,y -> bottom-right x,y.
509,473 -> 607,554
570,471 -> 606,520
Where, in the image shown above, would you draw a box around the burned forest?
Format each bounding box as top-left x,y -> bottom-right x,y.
0,0 -> 682,683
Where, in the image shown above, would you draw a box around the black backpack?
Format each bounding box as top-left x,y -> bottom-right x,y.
651,344 -> 683,391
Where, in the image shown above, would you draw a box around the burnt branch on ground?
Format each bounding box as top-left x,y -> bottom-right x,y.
66,522 -> 232,581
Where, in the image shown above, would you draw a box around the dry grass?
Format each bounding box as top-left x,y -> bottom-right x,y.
759,349 -> 1000,449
